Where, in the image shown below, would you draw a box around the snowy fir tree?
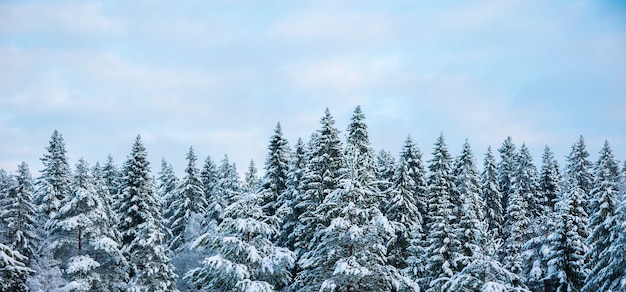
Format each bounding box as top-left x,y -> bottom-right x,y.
515,144 -> 542,221
278,137 -> 307,251
34,130 -> 73,226
546,177 -> 587,292
454,141 -> 486,271
102,155 -> 122,203
118,136 -> 178,292
481,146 -> 504,238
50,158 -> 128,291
375,149 -> 396,194
497,136 -> 517,215
206,155 -> 241,226
0,163 -> 37,291
186,189 -> 295,291
244,159 -> 260,193
292,109 -> 344,288
583,141 -> 622,292
169,147 -> 207,252
565,136 -> 594,207
539,146 -> 562,212
502,176 -> 532,276
158,158 -> 179,225
298,144 -> 418,292
385,143 -> 423,270
398,135 -> 429,234
422,133 -> 462,292
0,242 -> 33,291
200,155 -> 219,207
261,122 -> 291,219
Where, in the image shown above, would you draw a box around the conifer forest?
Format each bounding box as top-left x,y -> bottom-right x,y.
2,105 -> 626,292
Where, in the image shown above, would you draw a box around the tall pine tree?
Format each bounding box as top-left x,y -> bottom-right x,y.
261,122 -> 291,219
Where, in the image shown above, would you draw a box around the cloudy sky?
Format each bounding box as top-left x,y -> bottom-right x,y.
1,0 -> 625,176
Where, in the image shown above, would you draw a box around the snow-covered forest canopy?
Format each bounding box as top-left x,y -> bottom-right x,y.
1,106 -> 626,292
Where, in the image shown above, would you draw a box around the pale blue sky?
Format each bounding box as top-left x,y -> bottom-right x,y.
1,0 -> 625,175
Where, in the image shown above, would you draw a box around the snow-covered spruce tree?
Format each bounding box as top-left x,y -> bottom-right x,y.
481,146 -> 504,238
261,122 -> 291,219
502,173 -> 532,276
169,147 -> 207,252
158,158 -> 179,225
244,159 -> 260,193
375,149 -> 396,195
291,109 -> 344,291
186,189 -> 295,291
278,138 -> 307,251
422,133 -> 462,292
0,242 -> 33,292
34,130 -> 73,224
497,136 -> 517,216
301,144 -> 418,292
601,177 -> 626,291
1,163 -> 38,265
102,155 -> 122,206
453,140 -> 486,271
0,163 -> 37,291
50,158 -> 128,291
206,155 -> 241,226
582,141 -> 622,292
565,136 -> 594,210
545,177 -> 587,292
386,145 -> 423,271
200,155 -> 218,207
118,135 -> 178,292
539,146 -> 562,212
399,135 -> 429,234
515,144 -> 542,220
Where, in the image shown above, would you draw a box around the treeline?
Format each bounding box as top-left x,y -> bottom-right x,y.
1,106 -> 625,292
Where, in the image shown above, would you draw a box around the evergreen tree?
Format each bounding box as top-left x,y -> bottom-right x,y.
261,122 -> 291,218
539,146 -> 562,212
292,109 -> 344,290
244,159 -> 260,193
497,136 -> 517,214
502,180 -> 532,276
0,163 -> 37,291
278,138 -> 307,251
118,136 -> 178,292
423,133 -> 462,292
516,144 -> 542,220
169,147 -> 207,252
481,146 -> 503,237
187,189 -> 295,291
565,136 -> 594,198
158,158 -> 179,224
34,130 -> 72,225
200,155 -> 218,207
375,149 -> 396,195
583,141 -> 622,292
0,242 -> 33,292
102,155 -> 122,203
206,155 -> 241,226
399,135 -> 429,234
453,141 -> 485,271
546,178 -> 588,292
300,144 -> 418,292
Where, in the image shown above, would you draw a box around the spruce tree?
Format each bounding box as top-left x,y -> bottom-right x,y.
423,133 -> 461,292
158,158 -> 179,224
279,138 -> 307,251
291,109 -> 344,290
385,146 -> 422,270
481,146 -> 503,237
497,136 -> 517,214
261,122 -> 291,218
102,155 -> 122,203
453,141 -> 485,271
35,130 -> 72,225
399,135 -> 429,234
118,136 -> 178,292
0,163 -> 37,290
169,147 -> 207,252
539,146 -> 562,212
0,242 -> 33,292
375,149 -> 396,194
206,155 -> 241,226
516,144 -> 542,220
546,177 -> 587,292
244,159 -> 260,193
200,155 -> 218,207
502,177 -> 532,275
583,141 -> 622,292
186,189 -> 295,291
302,144 -> 417,291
